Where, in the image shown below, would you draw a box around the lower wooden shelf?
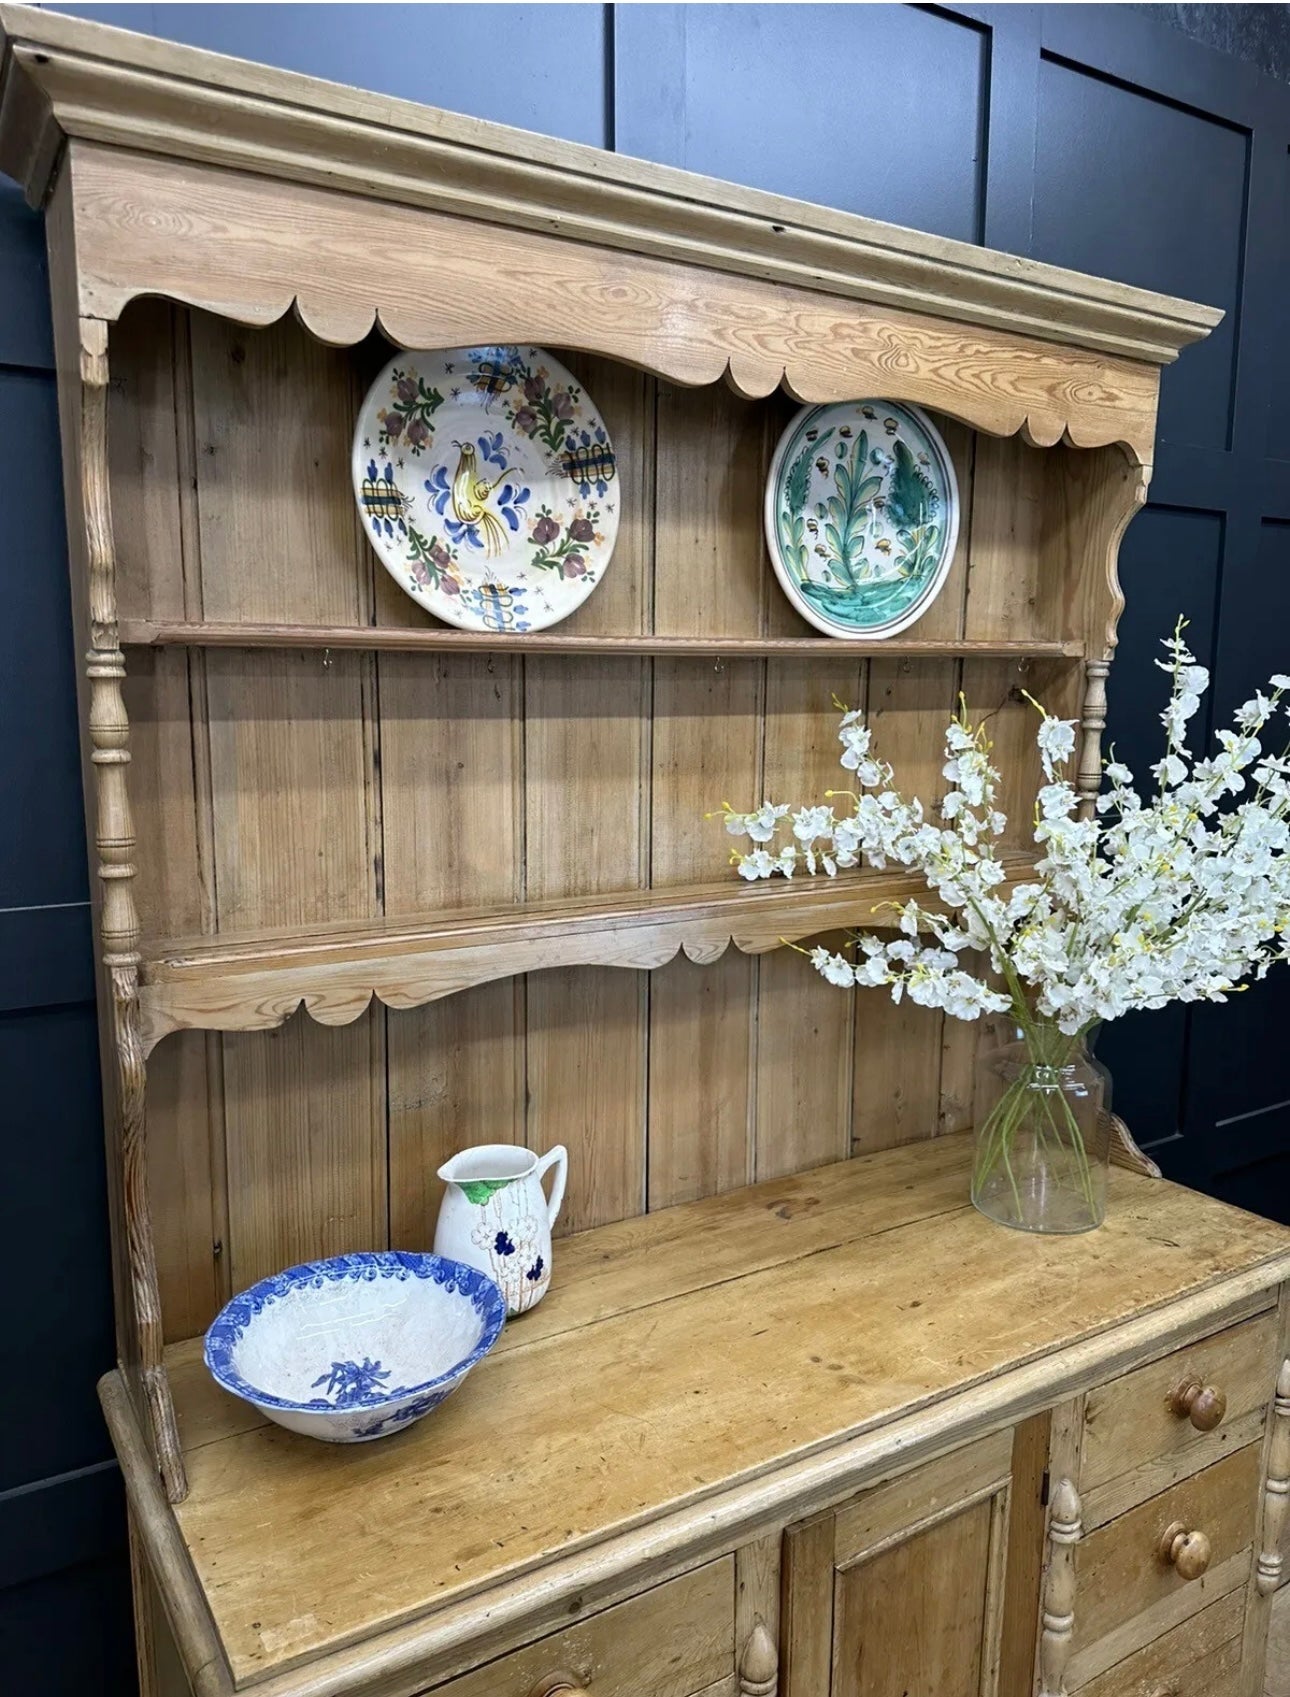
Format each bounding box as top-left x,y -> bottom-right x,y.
136,854 -> 1041,1051
103,1134 -> 1290,1696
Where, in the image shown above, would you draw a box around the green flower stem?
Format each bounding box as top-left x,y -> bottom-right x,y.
971,1022 -> 1099,1223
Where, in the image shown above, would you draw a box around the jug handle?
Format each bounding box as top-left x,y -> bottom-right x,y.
535,1146 -> 568,1228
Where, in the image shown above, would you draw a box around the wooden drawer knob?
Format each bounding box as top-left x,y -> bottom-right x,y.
527,1677 -> 589,1697
1157,1519 -> 1212,1580
1168,1374 -> 1226,1431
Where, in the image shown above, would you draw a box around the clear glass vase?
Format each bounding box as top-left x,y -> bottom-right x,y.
971,1018 -> 1110,1233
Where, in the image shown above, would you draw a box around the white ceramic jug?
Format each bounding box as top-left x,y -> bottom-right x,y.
434,1144 -> 568,1316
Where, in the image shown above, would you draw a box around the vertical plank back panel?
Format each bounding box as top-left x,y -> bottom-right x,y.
111,300 -> 186,627
382,650 -> 527,1251
526,966 -> 648,1235
188,313 -> 368,626
755,656 -> 866,1179
112,303 -> 221,1338
964,434 -> 1051,643
524,653 -> 650,1236
388,980 -> 527,1252
380,654 -> 524,914
111,302 -> 204,940
113,310 -> 1108,1336
221,1010 -> 388,1293
192,311 -> 387,1310
647,949 -> 755,1206
848,419 -> 976,1150
518,355 -> 656,1227
374,398 -> 527,1247
647,379 -> 768,1205
851,658 -> 959,1154
189,310 -> 380,931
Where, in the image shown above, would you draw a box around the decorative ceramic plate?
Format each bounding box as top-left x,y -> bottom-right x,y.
764,400 -> 959,639
352,345 -> 619,633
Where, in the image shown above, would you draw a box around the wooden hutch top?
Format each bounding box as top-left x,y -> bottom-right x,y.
0,2 -> 1223,1048
0,4 -> 1216,406
6,13 -> 1281,1697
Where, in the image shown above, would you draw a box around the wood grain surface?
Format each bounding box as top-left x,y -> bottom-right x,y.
103,302 -> 1132,1328
64,147 -> 1164,463
160,1141 -> 1290,1683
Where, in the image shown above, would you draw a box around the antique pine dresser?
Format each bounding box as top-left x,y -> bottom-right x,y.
1,7 -> 1287,1696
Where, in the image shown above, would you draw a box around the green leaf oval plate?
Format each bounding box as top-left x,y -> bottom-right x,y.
764,400 -> 960,639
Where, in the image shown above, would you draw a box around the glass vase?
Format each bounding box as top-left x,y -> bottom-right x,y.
971,1018 -> 1110,1233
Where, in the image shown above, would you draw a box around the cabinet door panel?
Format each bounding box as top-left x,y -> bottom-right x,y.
783,1431 -> 1018,1697
834,1498 -> 993,1697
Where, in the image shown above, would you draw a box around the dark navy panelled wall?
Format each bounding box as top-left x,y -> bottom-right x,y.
3,5 -> 1289,1690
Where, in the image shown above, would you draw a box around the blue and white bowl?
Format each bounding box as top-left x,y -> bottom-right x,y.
204,1252 -> 506,1443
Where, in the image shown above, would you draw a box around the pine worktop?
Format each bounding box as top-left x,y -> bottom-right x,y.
106,1133 -> 1290,1694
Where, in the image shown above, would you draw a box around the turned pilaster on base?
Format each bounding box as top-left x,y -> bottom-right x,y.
1039,1478 -> 1081,1697
1077,661 -> 1110,820
739,1622 -> 778,1697
1257,1359 -> 1290,1595
79,321 -> 186,1503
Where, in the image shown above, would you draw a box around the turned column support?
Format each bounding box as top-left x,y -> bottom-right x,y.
1076,660 -> 1110,820
1039,1477 -> 1081,1697
78,319 -> 187,1503
739,1622 -> 778,1697
1257,1358 -> 1290,1595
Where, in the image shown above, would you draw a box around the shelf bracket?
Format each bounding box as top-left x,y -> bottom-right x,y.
1104,1111 -> 1162,1180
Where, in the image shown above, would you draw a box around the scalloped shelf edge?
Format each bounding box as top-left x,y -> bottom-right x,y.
137,857 -> 1040,1052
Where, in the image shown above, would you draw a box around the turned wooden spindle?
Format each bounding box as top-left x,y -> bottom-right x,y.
1039,1477 -> 1082,1697
1076,660 -> 1110,820
78,321 -> 187,1505
1167,1374 -> 1227,1432
739,1621 -> 778,1697
1257,1358 -> 1290,1595
1157,1520 -> 1212,1580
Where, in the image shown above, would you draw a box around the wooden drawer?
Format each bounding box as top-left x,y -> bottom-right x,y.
1071,1443 -> 1260,1679
1082,1309 -> 1276,1512
425,1559 -> 736,1697
1074,1592 -> 1243,1697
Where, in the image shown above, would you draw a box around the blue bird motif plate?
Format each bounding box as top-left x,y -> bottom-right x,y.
764,400 -> 960,639
352,346 -> 619,634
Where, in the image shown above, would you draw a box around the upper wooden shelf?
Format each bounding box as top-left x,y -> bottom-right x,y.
118,620 -> 1085,661
137,854 -> 1040,1052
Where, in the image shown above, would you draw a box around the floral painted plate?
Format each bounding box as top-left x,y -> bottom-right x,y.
352,346 -> 619,633
764,400 -> 959,639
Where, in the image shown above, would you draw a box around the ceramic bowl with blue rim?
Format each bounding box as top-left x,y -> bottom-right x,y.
203,1252 -> 506,1443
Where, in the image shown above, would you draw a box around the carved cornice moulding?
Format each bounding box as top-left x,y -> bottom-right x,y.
0,3 -> 1221,367
60,142 -> 1164,464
